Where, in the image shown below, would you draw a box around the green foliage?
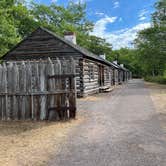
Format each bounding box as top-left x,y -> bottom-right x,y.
12,3 -> 38,37
108,0 -> 166,80
0,0 -> 21,56
107,48 -> 142,78
152,0 -> 166,27
135,25 -> 166,76
0,0 -> 112,58
133,0 -> 166,79
164,69 -> 166,78
144,76 -> 166,84
81,35 -> 112,55
0,0 -> 164,83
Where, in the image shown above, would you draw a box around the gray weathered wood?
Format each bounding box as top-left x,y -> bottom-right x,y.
0,58 -> 76,121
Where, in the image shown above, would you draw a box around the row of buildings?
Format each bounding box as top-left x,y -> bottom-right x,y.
1,27 -> 131,97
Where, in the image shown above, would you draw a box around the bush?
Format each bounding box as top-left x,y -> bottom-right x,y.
145,76 -> 166,84
163,69 -> 166,78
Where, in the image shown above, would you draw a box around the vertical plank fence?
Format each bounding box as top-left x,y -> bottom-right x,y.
0,58 -> 76,121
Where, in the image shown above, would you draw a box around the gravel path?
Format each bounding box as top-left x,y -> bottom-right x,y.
49,79 -> 166,166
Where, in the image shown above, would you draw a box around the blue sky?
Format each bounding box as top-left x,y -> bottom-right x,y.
32,0 -> 157,49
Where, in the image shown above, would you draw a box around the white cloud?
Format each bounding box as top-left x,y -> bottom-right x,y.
91,19 -> 151,50
138,9 -> 149,21
95,12 -> 105,16
139,16 -> 146,21
24,0 -> 31,4
113,1 -> 120,8
51,0 -> 58,3
92,15 -> 117,37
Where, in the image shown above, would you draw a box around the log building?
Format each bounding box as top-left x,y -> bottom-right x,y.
1,27 -> 131,97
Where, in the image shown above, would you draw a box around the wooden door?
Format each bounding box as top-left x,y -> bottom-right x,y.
98,65 -> 104,87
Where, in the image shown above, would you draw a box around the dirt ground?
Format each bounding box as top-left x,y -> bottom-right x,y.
145,82 -> 166,133
1,81 -> 166,166
0,118 -> 83,166
48,79 -> 166,166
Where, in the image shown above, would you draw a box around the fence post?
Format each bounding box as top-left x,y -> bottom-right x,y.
39,60 -> 47,120
6,62 -> 14,120
2,63 -> 7,120
0,64 -> 2,120
47,58 -> 56,120
61,57 -> 68,120
69,57 -> 76,119
25,61 -> 31,119
0,59 -> 77,121
55,57 -> 62,120
12,62 -> 19,120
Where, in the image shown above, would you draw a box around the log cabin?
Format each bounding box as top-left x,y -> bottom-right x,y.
1,27 -> 130,97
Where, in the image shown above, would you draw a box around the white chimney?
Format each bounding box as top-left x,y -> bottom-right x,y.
113,60 -> 118,64
99,54 -> 106,60
120,64 -> 124,68
64,32 -> 76,44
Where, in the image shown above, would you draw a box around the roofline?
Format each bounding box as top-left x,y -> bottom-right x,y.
1,26 -> 129,71
1,27 -> 42,60
39,27 -> 111,65
39,27 -> 123,68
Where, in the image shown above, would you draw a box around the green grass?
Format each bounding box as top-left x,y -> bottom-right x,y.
145,76 -> 166,84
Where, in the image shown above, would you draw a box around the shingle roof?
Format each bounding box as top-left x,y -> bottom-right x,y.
40,27 -> 115,66
40,27 -> 127,70
2,26 -> 128,71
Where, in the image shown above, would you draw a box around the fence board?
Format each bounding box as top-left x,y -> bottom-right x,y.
0,58 -> 76,121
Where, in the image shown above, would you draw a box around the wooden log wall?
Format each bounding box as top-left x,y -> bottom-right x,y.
118,70 -> 123,84
110,68 -> 114,86
83,59 -> 113,95
83,59 -> 100,94
0,58 -> 76,121
104,66 -> 111,87
114,68 -> 119,85
3,27 -> 83,97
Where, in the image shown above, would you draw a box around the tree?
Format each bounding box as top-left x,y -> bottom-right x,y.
134,0 -> 166,77
108,48 -> 142,77
0,0 -> 114,60
0,0 -> 95,57
80,35 -> 112,55
0,0 -> 21,56
152,0 -> 166,27
31,2 -> 93,35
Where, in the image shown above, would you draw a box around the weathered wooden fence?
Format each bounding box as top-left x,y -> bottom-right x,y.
0,58 -> 76,121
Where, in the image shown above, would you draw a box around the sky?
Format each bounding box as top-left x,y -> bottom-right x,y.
31,0 -> 157,50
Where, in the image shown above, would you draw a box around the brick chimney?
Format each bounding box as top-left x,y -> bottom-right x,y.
99,54 -> 106,60
64,32 -> 76,44
113,60 -> 118,64
120,64 -> 124,68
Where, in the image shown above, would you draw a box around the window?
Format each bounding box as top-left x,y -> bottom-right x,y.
89,64 -> 94,81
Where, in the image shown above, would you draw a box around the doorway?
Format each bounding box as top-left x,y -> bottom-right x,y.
98,65 -> 104,87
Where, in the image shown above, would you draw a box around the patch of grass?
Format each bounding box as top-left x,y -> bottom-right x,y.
0,119 -> 83,166
145,82 -> 166,134
145,76 -> 166,84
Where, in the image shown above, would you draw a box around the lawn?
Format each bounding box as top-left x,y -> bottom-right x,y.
146,82 -> 166,134
0,118 -> 83,166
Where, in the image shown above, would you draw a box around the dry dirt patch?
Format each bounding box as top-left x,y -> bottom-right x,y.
79,95 -> 101,102
145,82 -> 166,132
0,118 -> 83,166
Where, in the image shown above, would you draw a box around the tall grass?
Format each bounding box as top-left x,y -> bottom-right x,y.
145,76 -> 166,84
